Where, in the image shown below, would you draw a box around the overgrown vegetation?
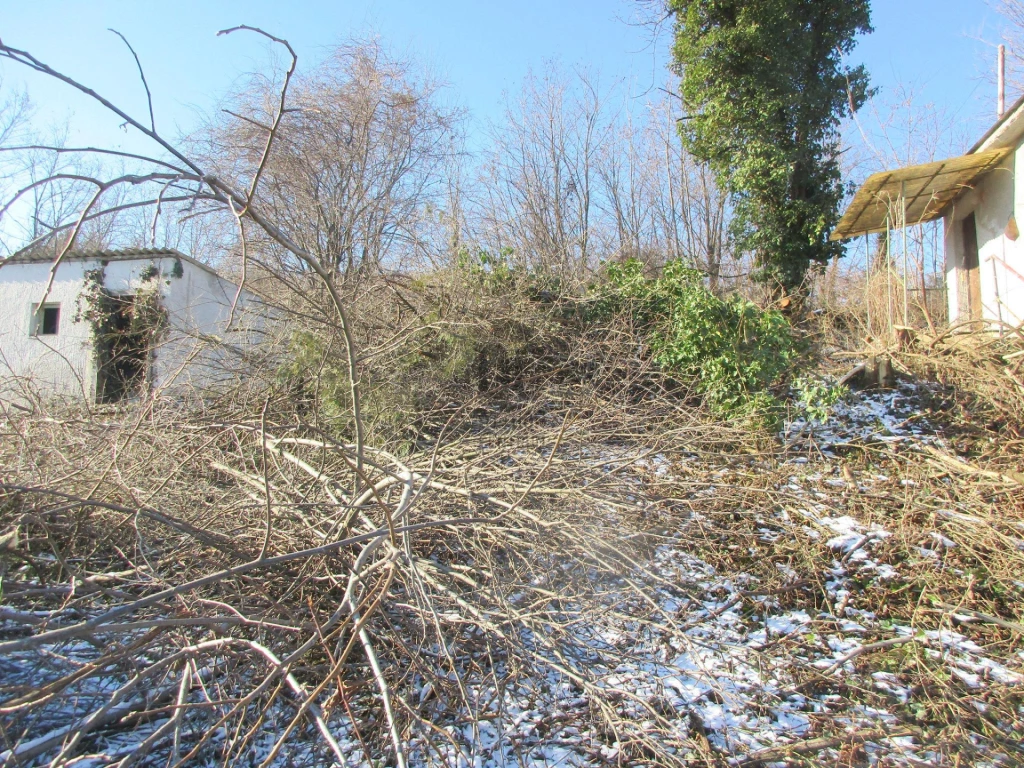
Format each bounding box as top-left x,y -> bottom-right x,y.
596,258 -> 797,419
4,316 -> 1024,766
73,264 -> 168,350
3,17 -> 1024,768
73,263 -> 168,401
668,0 -> 873,291
273,256 -> 800,444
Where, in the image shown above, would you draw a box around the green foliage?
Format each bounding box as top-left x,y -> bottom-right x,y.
74,265 -> 168,364
139,262 -> 160,282
74,268 -> 116,333
794,375 -> 846,423
600,259 -> 795,419
276,273 -> 556,444
669,0 -> 873,290
455,247 -> 516,292
455,246 -> 566,305
275,330 -> 356,424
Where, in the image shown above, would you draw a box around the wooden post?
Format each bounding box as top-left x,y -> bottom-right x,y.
902,183 -> 909,327
887,213 -> 894,341
999,44 -> 1007,118
864,231 -> 871,336
994,257 -> 1004,335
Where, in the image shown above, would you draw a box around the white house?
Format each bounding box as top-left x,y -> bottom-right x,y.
834,94 -> 1024,330
0,248 -> 268,402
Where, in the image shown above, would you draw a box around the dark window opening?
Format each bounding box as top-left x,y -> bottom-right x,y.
32,304 -> 60,336
96,295 -> 149,404
40,305 -> 59,335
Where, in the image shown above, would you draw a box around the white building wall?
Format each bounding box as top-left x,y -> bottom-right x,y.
0,254 -> 268,401
945,140 -> 1024,328
154,256 -> 270,393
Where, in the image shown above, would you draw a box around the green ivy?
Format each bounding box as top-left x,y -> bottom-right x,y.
668,0 -> 873,291
73,265 -> 169,365
598,259 -> 796,420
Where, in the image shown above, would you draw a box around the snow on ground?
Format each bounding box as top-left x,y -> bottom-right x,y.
784,379 -> 945,454
3,381 -> 1021,766
404,530 -> 1018,766
400,381 -> 1021,767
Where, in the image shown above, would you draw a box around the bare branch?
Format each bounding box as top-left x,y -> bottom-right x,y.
0,41 -> 203,175
0,144 -> 189,173
107,28 -> 157,133
216,25 -> 298,211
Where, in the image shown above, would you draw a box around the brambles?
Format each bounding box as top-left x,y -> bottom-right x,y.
3,355 -> 1023,766
2,21 -> 1022,768
274,266 -> 572,446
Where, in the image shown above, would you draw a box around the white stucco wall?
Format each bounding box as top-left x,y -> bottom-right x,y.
0,259 -> 99,399
944,135 -> 1024,328
0,254 -> 269,401
152,256 -> 270,393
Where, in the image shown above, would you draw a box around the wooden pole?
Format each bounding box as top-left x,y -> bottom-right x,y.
887,213 -> 893,341
994,257 -> 1004,335
902,182 -> 909,327
865,231 -> 871,336
999,44 -> 1007,118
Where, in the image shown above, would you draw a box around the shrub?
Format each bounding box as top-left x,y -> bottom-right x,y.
275,267 -> 566,446
597,258 -> 796,419
793,374 -> 846,423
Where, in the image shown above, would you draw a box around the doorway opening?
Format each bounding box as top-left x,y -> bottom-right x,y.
95,294 -> 149,404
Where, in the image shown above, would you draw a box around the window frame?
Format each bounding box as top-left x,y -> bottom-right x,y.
30,303 -> 61,337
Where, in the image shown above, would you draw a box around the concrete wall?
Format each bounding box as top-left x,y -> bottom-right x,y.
944,144 -> 1024,328
0,255 -> 268,401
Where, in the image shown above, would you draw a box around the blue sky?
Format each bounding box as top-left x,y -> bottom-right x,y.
0,0 -> 1013,162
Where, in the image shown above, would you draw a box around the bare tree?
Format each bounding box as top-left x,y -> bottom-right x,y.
190,39 -> 464,278
641,92 -> 731,286
994,0 -> 1024,98
0,78 -> 34,252
472,66 -> 733,289
476,66 -> 610,280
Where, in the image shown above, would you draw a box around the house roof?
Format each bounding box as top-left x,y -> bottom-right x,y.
0,247 -> 224,280
832,95 -> 1024,241
830,148 -> 1013,240
970,91 -> 1024,152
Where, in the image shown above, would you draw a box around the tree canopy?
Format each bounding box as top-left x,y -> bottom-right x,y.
669,0 -> 872,291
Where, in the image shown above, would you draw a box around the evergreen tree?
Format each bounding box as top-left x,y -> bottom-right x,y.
669,0 -> 872,291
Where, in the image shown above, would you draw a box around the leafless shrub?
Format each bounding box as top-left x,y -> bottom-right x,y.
0,328 -> 740,766
899,326 -> 1024,438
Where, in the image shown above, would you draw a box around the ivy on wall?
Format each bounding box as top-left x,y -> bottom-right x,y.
73,262 -> 170,398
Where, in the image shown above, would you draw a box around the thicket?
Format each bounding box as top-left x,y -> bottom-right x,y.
275,256 -> 573,447
592,258 -> 797,419
6,27 -> 1024,768
274,255 -> 803,445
